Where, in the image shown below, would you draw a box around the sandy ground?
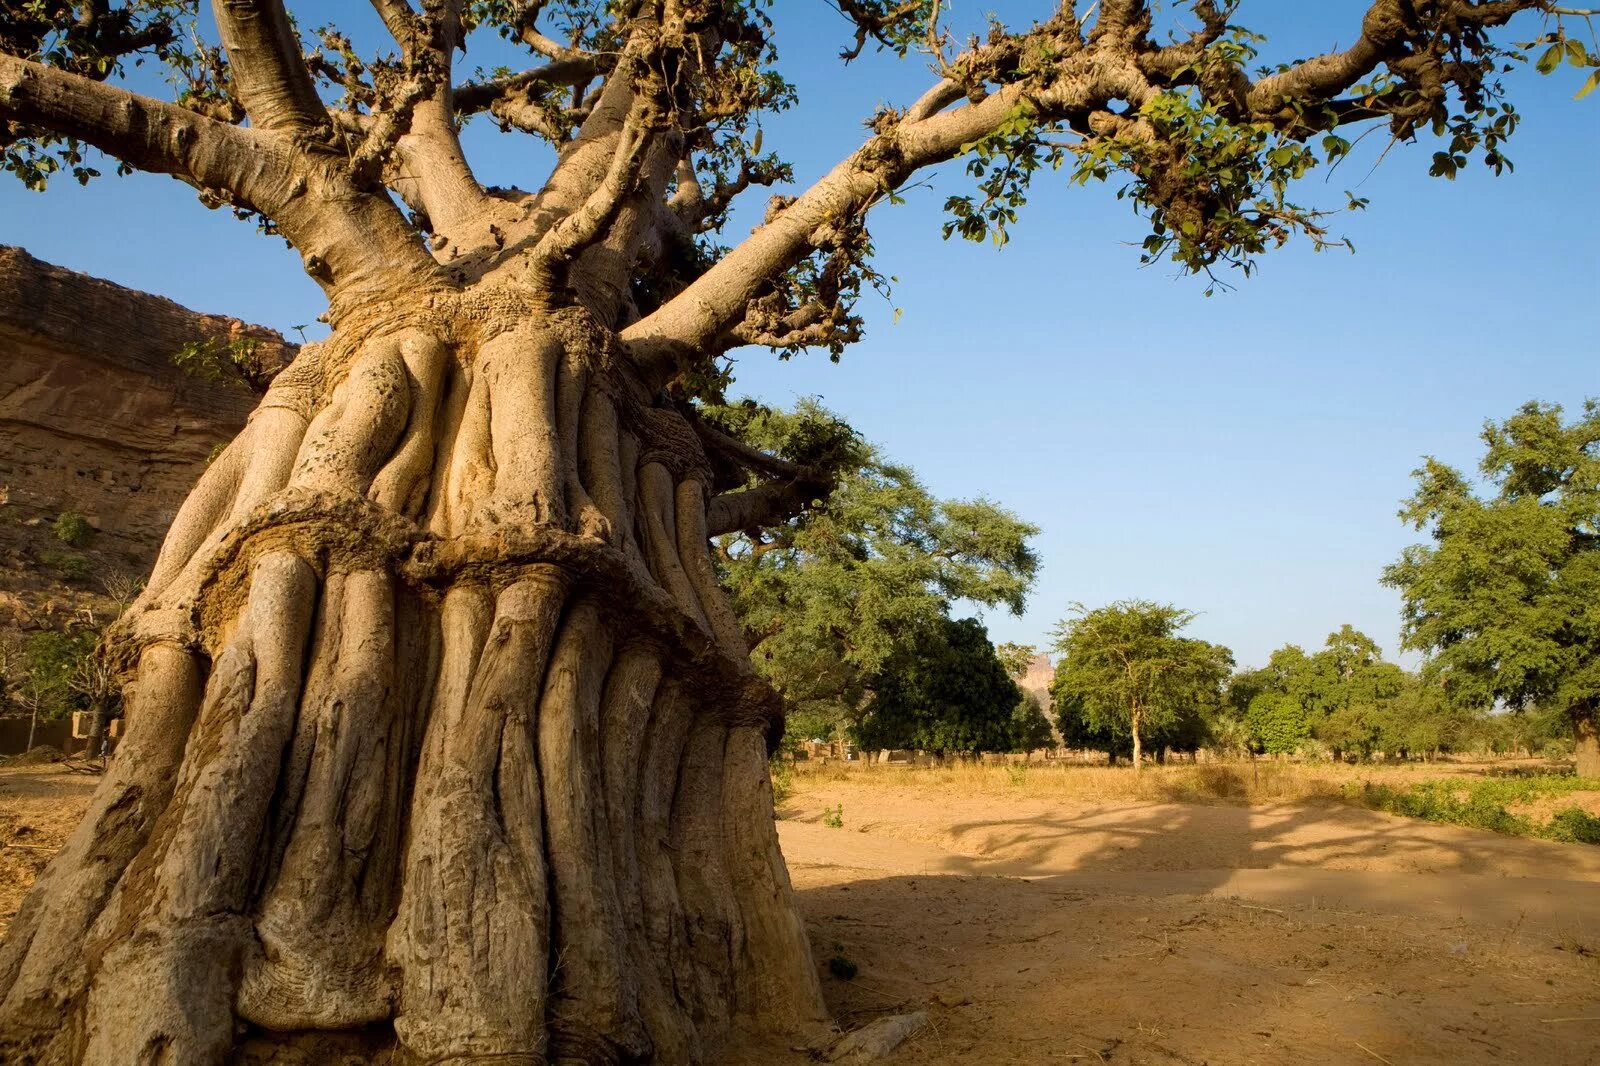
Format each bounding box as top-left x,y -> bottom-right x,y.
769,778 -> 1600,1065
2,765 -> 1597,1064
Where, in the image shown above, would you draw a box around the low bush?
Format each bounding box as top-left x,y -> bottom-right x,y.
1348,775 -> 1600,844
38,550 -> 90,581
52,511 -> 93,547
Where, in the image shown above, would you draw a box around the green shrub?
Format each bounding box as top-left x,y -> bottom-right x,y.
39,550 -> 90,581
770,756 -> 794,806
1349,774 -> 1600,844
21,629 -> 100,720
822,803 -> 844,829
52,511 -> 93,547
1546,807 -> 1600,845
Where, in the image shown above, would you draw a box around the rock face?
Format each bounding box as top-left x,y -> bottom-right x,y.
1020,652 -> 1054,712
0,245 -> 293,564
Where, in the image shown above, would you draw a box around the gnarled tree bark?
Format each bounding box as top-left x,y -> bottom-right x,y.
0,290 -> 825,1064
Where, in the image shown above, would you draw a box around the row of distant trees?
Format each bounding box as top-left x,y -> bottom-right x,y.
724,398 -> 1597,774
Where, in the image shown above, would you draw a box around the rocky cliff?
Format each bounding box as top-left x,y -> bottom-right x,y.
0,245 -> 293,635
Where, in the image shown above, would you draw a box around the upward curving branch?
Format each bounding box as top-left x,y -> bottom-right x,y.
0,52 -> 283,210
623,0 -> 1570,377
210,0 -> 327,131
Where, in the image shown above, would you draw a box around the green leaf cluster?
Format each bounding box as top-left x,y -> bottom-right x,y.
1383,401 -> 1600,738
1228,625 -> 1462,758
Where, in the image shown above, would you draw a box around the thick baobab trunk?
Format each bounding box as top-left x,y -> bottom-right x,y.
0,290 -> 825,1064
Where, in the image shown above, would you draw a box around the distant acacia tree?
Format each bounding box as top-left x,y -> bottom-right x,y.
1385,401 -> 1600,777
1051,601 -> 1231,769
853,616 -> 1021,756
1,0 -> 1593,1058
713,400 -> 1037,742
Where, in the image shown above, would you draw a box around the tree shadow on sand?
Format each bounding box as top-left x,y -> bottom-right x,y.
783,766 -> 1600,1064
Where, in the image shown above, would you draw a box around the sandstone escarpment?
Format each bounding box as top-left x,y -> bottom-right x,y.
0,245 -> 293,561
0,246 -> 292,636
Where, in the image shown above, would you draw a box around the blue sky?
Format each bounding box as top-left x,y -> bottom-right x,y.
2,3 -> 1595,667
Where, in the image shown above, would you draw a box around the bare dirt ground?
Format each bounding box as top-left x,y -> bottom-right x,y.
3,763 -> 1597,1064
771,771 -> 1600,1065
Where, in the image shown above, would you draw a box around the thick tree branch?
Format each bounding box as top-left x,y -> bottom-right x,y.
707,475 -> 833,538
1,54 -> 435,303
210,0 -> 327,131
692,420 -> 808,482
0,53 -> 281,207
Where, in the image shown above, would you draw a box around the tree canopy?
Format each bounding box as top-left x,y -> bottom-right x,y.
6,1 -> 1597,363
997,641 -> 1041,680
853,615 -> 1023,755
1383,400 -> 1600,776
2,3 -> 1598,1061
1227,625 -> 1482,759
1050,600 -> 1232,766
710,398 -> 1038,740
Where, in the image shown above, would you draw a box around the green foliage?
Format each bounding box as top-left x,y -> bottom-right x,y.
1350,774 -> 1600,845
853,616 -> 1022,756
821,804 -> 844,830
1546,806 -> 1600,845
38,549 -> 89,581
52,510 -> 92,547
1227,626 -> 1468,759
713,399 -> 1037,740
995,641 -> 1038,680
1244,692 -> 1310,755
769,755 -> 793,807
1383,400 -> 1600,743
1520,20 -> 1600,100
1009,691 -> 1055,754
2,1 -> 199,189
171,335 -> 277,393
19,628 -> 99,720
1050,601 -> 1232,759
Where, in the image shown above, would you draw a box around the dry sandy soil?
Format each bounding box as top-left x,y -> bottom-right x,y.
766,773 -> 1600,1065
2,763 -> 1597,1064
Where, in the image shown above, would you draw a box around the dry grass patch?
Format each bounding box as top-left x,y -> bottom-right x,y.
783,757 -> 1540,807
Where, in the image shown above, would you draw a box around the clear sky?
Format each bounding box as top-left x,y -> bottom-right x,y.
2,3 -> 1595,667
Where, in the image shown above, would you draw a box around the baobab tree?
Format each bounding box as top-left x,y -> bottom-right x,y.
0,1 -> 1592,1062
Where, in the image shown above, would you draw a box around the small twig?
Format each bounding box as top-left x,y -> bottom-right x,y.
844,980 -> 906,1004
2,842 -> 58,851
1539,1016 -> 1600,1023
1223,900 -> 1287,917
1355,1041 -> 1395,1065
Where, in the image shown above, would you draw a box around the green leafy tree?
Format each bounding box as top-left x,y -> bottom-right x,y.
1234,627 -> 1412,757
1010,692 -> 1057,755
1050,601 -> 1231,769
1384,401 -> 1600,777
713,400 -> 1038,742
22,628 -> 100,722
1244,692 -> 1312,755
853,617 -> 1022,756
